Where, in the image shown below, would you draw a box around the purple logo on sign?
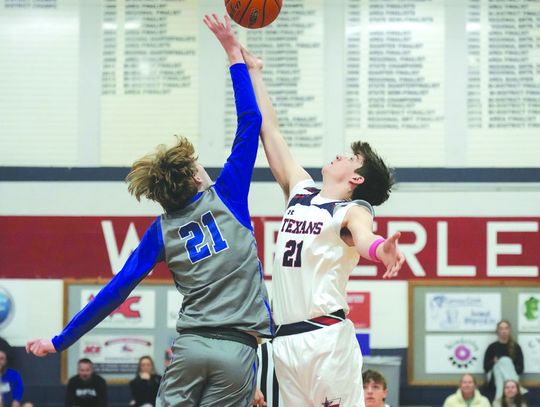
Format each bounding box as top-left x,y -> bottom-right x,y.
448,340 -> 477,369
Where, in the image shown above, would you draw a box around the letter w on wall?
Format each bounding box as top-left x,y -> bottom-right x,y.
101,221 -> 141,275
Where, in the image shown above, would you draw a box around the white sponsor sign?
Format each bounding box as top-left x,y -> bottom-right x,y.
167,290 -> 184,329
79,335 -> 154,374
425,334 -> 494,373
0,279 -> 63,346
81,289 -> 155,328
425,293 -> 501,331
518,293 -> 540,332
519,334 -> 540,373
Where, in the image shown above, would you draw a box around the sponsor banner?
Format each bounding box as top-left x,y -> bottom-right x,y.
425,334 -> 493,373
518,293 -> 540,332
167,290 -> 184,329
1,216 -> 539,279
81,289 -> 156,329
347,292 -> 370,329
0,279 -> 63,346
425,293 -> 501,332
519,334 -> 540,373
79,335 -> 154,374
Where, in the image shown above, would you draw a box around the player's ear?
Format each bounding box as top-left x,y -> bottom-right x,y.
193,174 -> 203,185
350,175 -> 364,186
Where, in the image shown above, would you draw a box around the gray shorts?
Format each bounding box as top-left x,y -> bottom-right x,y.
157,333 -> 258,407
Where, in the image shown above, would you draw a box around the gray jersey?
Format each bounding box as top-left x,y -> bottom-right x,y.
160,186 -> 272,337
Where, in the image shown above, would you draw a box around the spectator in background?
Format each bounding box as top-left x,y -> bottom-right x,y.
65,358 -> 107,407
0,338 -> 13,369
129,356 -> 161,407
362,369 -> 390,407
484,320 -> 525,400
0,350 -> 23,407
492,379 -> 528,407
443,373 -> 490,407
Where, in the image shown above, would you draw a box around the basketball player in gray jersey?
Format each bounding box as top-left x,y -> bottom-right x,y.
26,15 -> 273,407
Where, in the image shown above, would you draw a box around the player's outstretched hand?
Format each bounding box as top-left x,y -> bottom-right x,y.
203,14 -> 242,64
252,387 -> 267,407
241,47 -> 263,71
26,338 -> 56,357
378,232 -> 405,279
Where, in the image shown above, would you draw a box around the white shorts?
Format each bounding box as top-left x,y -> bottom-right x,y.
272,319 -> 364,407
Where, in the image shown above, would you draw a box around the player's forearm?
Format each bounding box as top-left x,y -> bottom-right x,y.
231,64 -> 261,118
53,221 -> 164,351
226,46 -> 244,65
355,232 -> 385,261
347,210 -> 382,260
248,69 -> 308,196
214,64 -> 261,194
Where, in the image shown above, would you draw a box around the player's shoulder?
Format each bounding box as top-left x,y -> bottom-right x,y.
335,199 -> 374,218
288,179 -> 317,198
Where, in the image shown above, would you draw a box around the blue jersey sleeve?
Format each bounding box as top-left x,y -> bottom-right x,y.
214,63 -> 262,229
7,369 -> 23,401
52,219 -> 165,352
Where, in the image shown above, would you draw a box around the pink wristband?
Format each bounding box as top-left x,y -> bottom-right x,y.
369,238 -> 385,262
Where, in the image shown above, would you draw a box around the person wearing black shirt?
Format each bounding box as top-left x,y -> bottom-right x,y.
483,320 -> 525,401
65,359 -> 107,407
129,356 -> 161,407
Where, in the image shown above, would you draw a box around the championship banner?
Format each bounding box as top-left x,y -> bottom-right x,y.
1,216 -> 539,280
425,334 -> 493,373
425,293 -> 501,332
79,335 -> 154,374
80,289 -> 156,329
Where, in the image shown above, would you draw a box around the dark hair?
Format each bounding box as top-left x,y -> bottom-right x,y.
78,358 -> 93,365
362,369 -> 387,390
350,141 -> 394,206
497,320 -> 516,360
501,379 -> 524,407
126,136 -> 199,212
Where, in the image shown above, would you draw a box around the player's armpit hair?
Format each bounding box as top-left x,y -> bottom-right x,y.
126,136 -> 199,212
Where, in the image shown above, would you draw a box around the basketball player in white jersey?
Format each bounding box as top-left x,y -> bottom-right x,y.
242,49 -> 405,407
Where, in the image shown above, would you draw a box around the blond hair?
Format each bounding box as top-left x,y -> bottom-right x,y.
126,136 -> 198,212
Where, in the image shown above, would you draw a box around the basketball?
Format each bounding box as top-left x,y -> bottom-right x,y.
225,0 -> 283,29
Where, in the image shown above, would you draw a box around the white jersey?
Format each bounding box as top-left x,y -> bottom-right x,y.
272,179 -> 374,325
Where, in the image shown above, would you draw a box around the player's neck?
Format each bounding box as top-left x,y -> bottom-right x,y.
320,182 -> 351,201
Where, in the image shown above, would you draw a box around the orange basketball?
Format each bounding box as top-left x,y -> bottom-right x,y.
225,0 -> 283,29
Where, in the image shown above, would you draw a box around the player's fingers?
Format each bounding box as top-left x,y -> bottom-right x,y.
391,262 -> 400,276
389,231 -> 401,244
203,16 -> 214,31
396,253 -> 405,269
212,13 -> 222,28
224,14 -> 231,30
32,343 -> 41,354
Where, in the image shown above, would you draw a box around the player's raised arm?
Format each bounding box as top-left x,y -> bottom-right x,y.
241,48 -> 311,201
342,205 -> 405,279
204,15 -> 262,228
